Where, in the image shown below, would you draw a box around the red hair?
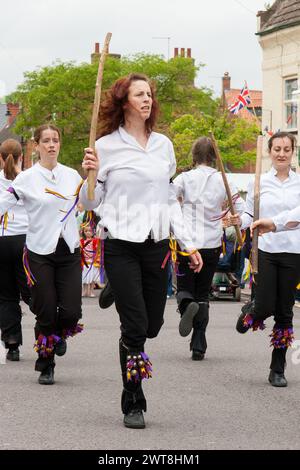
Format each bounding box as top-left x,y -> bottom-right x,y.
97,73 -> 159,138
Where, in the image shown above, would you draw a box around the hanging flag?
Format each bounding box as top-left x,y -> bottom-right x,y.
228,82 -> 251,115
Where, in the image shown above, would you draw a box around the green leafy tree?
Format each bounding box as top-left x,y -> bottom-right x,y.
8,55 -> 216,168
170,113 -> 260,171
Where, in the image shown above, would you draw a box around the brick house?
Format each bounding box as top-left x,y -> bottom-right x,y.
221,72 -> 262,173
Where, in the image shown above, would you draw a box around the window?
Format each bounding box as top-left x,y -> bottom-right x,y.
247,106 -> 262,117
284,78 -> 298,130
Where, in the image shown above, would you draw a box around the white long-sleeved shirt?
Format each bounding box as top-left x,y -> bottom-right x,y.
273,206 -> 300,232
173,166 -> 245,249
0,162 -> 82,254
0,170 -> 28,236
241,167 -> 300,253
80,127 -> 194,250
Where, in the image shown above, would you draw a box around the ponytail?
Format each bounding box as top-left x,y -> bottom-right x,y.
0,139 -> 22,181
4,153 -> 18,180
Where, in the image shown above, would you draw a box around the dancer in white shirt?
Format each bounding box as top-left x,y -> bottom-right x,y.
81,73 -> 202,429
0,125 -> 84,384
173,137 -> 245,360
0,139 -> 30,361
229,132 -> 300,387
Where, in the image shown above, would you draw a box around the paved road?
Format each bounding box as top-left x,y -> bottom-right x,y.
1,296 -> 300,450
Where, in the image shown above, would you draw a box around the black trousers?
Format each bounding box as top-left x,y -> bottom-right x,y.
177,247 -> 221,313
28,239 -> 82,338
0,235 -> 30,347
104,237 -> 169,350
254,250 -> 300,328
253,250 -> 300,374
176,247 -> 221,353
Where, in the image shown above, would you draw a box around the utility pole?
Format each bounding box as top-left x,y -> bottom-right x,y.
152,36 -> 171,60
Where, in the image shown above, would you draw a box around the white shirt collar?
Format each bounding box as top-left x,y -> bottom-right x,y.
269,165 -> 295,180
37,162 -> 60,181
118,126 -> 154,151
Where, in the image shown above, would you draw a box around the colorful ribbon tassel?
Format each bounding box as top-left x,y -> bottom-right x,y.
100,239 -> 105,284
126,352 -> 152,383
62,323 -> 84,340
161,237 -> 195,277
45,180 -> 84,223
210,193 -> 241,221
22,245 -> 37,287
243,314 -> 266,332
0,212 -> 8,235
270,327 -> 294,349
34,334 -> 61,357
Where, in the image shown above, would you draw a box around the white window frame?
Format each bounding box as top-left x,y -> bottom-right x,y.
283,77 -> 298,131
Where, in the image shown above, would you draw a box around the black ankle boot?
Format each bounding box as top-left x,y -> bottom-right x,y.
99,281 -> 115,309
6,345 -> 20,361
192,350 -> 205,361
179,302 -> 199,337
123,408 -> 145,429
268,370 -> 287,387
189,302 -> 209,357
54,338 -> 67,356
38,364 -> 55,385
119,340 -> 147,427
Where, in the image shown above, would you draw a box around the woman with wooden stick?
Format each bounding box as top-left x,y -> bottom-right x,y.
0,125 -> 84,384
173,136 -> 245,360
81,73 -> 202,429
229,131 -> 300,387
0,139 -> 30,361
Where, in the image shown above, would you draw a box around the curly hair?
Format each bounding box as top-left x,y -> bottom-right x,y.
97,73 -> 159,138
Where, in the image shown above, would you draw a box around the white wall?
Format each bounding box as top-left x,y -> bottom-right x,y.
259,27 -> 300,172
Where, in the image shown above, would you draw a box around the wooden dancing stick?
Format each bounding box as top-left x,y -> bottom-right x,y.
251,135 -> 263,274
209,132 -> 243,247
87,32 -> 112,200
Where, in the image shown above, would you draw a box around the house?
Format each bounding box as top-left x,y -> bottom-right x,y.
221,72 -> 262,124
0,103 -> 7,131
0,102 -> 21,143
257,0 -> 300,172
0,103 -> 33,169
221,73 -> 262,173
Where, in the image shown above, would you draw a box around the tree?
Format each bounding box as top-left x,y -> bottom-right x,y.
170,113 -> 260,171
8,55 -> 217,168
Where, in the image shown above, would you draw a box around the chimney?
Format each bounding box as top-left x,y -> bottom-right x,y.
222,72 -> 231,92
180,48 -> 185,58
91,42 -> 101,64
6,103 -> 19,126
221,72 -> 231,111
174,47 -> 179,58
187,48 -> 192,58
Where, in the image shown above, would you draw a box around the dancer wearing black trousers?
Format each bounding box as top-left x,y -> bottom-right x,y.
0,139 -> 30,361
81,73 -> 202,429
230,132 -> 300,387
173,137 -> 244,360
0,125 -> 84,384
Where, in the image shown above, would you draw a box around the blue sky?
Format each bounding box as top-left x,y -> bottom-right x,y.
0,0 -> 267,97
